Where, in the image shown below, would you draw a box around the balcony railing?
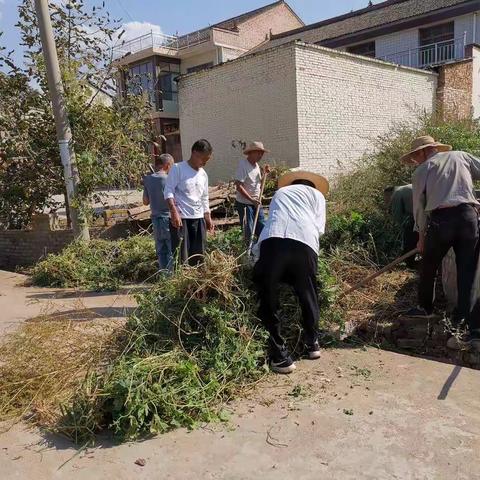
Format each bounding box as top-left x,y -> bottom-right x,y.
380,34 -> 467,69
113,29 -> 212,59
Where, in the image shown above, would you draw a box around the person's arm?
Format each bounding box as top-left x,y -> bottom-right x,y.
202,173 -> 214,233
412,167 -> 428,253
235,181 -> 260,206
164,166 -> 182,229
464,152 -> 480,181
316,195 -> 326,237
142,176 -> 150,206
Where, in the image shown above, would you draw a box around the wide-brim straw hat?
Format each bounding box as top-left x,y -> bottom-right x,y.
278,169 -> 330,196
243,141 -> 270,155
400,135 -> 452,164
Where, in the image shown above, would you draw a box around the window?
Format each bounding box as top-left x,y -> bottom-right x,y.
419,22 -> 454,46
157,72 -> 178,102
186,62 -> 214,74
419,22 -> 455,66
126,61 -> 156,106
156,61 -> 180,103
347,42 -> 376,58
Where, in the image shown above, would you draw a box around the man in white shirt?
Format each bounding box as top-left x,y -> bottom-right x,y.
253,170 -> 329,374
235,141 -> 270,243
164,139 -> 214,266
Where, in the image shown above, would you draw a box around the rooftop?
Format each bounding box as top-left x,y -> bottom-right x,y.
113,1 -> 302,60
271,0 -> 474,43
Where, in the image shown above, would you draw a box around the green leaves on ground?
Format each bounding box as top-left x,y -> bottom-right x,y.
31,236 -> 157,290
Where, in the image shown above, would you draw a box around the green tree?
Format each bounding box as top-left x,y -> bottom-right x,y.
0,1 -> 153,229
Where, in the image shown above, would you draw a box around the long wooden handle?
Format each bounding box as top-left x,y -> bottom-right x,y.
339,248 -> 419,298
247,173 -> 268,256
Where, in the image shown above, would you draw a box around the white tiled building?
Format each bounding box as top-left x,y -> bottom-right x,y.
258,0 -> 480,72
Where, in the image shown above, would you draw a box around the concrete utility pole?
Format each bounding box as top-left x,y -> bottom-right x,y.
34,0 -> 90,241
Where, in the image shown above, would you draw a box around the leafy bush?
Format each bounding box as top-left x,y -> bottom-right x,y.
31,236 -> 157,290
321,211 -> 401,264
332,116 -> 480,216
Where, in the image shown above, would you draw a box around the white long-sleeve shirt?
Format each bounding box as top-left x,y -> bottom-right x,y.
255,184 -> 326,255
164,161 -> 210,219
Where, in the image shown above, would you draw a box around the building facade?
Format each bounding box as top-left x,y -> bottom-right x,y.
178,42 -> 438,184
113,1 -> 303,160
262,1 -> 479,68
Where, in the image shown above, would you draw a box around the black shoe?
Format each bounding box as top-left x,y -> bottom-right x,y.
270,356 -> 296,374
404,306 -> 435,319
305,341 -> 321,360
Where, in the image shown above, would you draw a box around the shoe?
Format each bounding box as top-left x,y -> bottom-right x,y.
404,306 -> 435,319
305,341 -> 321,360
270,356 -> 296,374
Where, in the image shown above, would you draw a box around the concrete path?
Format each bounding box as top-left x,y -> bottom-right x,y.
1,271 -> 480,479
0,270 -> 137,336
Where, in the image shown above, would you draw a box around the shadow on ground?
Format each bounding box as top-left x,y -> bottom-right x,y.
27,306 -> 137,322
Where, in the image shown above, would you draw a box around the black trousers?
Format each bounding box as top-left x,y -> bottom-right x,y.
170,218 -> 206,266
419,204 -> 479,326
253,237 -> 320,351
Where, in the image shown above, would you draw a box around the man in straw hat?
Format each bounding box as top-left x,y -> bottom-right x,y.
401,135 -> 480,348
253,169 -> 329,374
235,141 -> 270,243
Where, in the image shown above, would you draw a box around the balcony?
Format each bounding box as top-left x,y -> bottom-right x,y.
112,29 -> 212,60
380,35 -> 467,69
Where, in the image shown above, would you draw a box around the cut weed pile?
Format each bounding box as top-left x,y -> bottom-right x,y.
0,249 -> 269,441
31,235 -> 158,290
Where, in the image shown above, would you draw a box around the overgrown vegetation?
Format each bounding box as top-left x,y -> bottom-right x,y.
3,230 -> 342,441
332,115 -> 480,216
4,115 -> 479,442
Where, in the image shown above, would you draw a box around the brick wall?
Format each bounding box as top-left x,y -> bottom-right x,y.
179,41 -> 437,184
0,224 -> 131,269
295,43 -> 437,177
436,59 -> 473,120
179,42 -> 301,184
236,2 -> 303,51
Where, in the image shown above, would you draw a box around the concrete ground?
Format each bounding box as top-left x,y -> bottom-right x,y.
0,270 -> 138,336
1,271 -> 480,479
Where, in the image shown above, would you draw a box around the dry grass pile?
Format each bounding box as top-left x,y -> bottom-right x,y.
328,247 -> 416,329
0,311 -> 124,430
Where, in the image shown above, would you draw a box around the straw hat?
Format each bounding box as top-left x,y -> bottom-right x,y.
243,141 -> 270,155
400,135 -> 452,164
278,169 -> 330,196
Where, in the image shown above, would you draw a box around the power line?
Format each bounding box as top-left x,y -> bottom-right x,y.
115,0 -> 134,21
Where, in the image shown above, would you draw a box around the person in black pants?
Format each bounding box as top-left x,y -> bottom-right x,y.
253,169 -> 329,374
164,140 -> 214,267
401,136 -> 480,349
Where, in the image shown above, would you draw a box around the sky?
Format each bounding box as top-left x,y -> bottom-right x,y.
0,0 -> 374,65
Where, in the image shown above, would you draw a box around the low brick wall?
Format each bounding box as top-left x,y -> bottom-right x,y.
0,223 -> 131,270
